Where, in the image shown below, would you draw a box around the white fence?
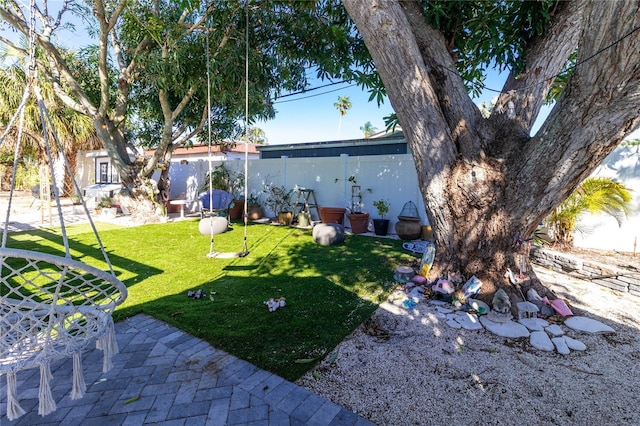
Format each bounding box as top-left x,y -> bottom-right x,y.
165,153 -> 429,232
133,144 -> 640,250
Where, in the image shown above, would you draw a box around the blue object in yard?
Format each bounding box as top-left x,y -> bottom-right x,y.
198,189 -> 233,211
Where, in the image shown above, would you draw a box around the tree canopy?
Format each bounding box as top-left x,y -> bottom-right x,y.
0,0 -> 367,219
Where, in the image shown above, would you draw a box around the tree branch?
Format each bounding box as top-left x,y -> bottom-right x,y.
516,0 -> 640,232
493,1 -> 585,134
399,0 -> 490,157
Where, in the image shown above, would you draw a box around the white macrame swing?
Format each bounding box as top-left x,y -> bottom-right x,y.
0,4 -> 127,420
199,5 -> 250,259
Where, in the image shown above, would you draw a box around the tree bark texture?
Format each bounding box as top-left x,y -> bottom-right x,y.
343,0 -> 640,297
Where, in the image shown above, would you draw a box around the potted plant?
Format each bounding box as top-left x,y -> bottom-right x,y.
71,193 -> 84,214
264,184 -> 293,225
96,197 -> 118,219
372,199 -> 390,236
246,193 -> 264,220
347,185 -> 370,234
320,175 -> 360,226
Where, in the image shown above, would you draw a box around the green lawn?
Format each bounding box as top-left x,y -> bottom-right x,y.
7,220 -> 414,381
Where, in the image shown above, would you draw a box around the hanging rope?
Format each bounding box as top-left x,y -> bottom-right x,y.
200,3 -> 250,258
241,1 -> 250,254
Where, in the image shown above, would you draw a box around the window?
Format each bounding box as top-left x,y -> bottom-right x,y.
95,159 -> 120,184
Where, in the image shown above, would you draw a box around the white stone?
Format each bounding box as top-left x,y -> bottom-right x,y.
545,324 -> 564,337
564,316 -> 615,334
563,336 -> 587,351
452,312 -> 484,331
407,287 -> 425,300
480,316 -> 530,338
430,300 -> 449,306
435,306 -> 453,314
434,312 -> 447,319
530,330 -> 554,351
552,337 -> 570,355
446,319 -> 462,329
519,318 -> 549,331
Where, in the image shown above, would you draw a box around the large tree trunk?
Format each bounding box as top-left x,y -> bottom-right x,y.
343,0 -> 640,302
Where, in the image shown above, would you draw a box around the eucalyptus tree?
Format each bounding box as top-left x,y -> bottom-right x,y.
342,0 -> 640,297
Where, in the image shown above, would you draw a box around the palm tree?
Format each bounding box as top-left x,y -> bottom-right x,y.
360,121 -> 378,138
0,60 -> 99,195
546,177 -> 632,246
247,126 -> 267,145
333,96 -> 352,139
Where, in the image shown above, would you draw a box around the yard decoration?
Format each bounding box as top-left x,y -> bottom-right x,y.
395,201 -> 422,240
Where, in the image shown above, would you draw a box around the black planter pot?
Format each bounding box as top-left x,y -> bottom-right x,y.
373,219 -> 390,236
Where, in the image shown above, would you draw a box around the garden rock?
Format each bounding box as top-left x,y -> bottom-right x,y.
312,223 -> 345,245
563,336 -> 587,351
564,316 -> 615,334
519,318 -> 549,331
545,324 -> 564,337
480,316 -> 530,338
530,330 -> 554,351
552,337 -> 570,355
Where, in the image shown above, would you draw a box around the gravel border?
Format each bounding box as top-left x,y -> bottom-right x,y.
297,266 -> 640,425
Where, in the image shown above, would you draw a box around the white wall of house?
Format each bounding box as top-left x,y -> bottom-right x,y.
573,144 -> 640,253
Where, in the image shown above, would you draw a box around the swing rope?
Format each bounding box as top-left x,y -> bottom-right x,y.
201,2 -> 250,258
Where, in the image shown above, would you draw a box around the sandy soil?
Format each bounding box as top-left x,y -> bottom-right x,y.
297,265 -> 640,425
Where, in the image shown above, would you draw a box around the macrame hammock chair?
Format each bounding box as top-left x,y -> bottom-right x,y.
0,5 -> 127,420
198,6 -> 250,259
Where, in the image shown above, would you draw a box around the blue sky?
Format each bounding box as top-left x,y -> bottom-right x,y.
259,72 -> 510,145
259,81 -> 395,145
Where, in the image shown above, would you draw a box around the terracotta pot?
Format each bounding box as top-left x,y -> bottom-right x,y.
348,212 -> 370,234
319,207 -> 346,225
247,204 -> 263,220
278,211 -> 293,225
395,216 -> 421,240
228,199 -> 244,219
373,218 -> 389,236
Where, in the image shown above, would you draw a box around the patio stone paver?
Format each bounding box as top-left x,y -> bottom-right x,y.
1,314 -> 375,425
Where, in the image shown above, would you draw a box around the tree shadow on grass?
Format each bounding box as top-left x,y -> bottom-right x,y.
121,224 -> 416,381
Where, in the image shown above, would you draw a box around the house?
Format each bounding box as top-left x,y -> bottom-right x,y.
147,143 -> 259,202
75,149 -> 135,199
77,143 -> 259,202
257,133 -> 406,159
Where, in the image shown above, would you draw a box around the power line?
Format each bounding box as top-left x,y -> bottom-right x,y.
273,83 -> 357,104
270,21 -> 640,105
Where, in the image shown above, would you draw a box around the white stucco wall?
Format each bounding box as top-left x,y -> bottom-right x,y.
573,144 -> 640,253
